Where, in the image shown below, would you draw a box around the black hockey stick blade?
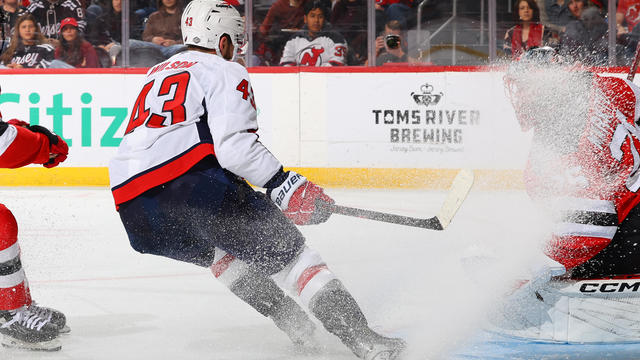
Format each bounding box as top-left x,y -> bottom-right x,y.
325,169 -> 474,230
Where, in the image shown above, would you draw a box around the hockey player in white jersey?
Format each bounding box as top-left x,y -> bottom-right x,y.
109,1 -> 405,359
280,0 -> 348,66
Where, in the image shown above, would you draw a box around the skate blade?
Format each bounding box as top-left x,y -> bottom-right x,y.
1,336 -> 61,351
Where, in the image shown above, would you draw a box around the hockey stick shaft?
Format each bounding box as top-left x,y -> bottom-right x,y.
326,204 -> 443,230
629,41 -> 640,81
324,169 -> 474,230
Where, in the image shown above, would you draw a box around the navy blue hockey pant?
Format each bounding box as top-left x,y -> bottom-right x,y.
118,157 -> 306,275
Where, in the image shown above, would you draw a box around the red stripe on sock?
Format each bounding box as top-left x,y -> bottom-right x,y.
210,254 -> 236,278
297,264 -> 328,295
0,282 -> 30,310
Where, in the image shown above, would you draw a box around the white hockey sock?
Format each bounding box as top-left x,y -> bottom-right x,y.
272,246 -> 337,308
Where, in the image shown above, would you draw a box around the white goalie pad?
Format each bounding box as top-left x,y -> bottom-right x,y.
488,276 -> 640,343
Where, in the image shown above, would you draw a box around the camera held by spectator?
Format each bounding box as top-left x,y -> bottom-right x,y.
369,20 -> 415,65
385,34 -> 400,50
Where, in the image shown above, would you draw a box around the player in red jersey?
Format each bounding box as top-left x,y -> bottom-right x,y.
0,115 -> 69,351
508,47 -> 640,279
493,46 -> 640,343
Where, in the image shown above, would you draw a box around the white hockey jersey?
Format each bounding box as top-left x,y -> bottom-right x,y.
109,50 -> 282,206
280,28 -> 347,66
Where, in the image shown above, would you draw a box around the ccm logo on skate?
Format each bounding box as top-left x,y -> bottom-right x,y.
274,173 -> 303,207
579,281 -> 640,293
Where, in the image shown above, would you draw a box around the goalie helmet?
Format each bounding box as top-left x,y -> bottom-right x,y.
504,46 -> 575,131
181,0 -> 245,59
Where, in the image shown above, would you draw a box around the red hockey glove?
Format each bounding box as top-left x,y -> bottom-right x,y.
28,125 -> 69,168
43,136 -> 68,168
268,171 -> 334,225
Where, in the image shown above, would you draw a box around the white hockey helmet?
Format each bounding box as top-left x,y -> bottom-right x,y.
181,0 -> 245,58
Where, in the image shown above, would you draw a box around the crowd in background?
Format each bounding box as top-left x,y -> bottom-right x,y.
0,0 -> 638,68
504,0 -> 612,66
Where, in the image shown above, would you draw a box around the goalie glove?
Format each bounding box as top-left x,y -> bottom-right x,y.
266,170 -> 334,225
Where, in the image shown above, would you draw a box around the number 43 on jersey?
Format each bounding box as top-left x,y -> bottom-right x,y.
125,72 -> 257,135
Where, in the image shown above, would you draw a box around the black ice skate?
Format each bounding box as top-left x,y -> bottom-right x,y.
350,329 -> 406,360
309,280 -> 406,360
0,306 -> 61,351
28,302 -> 70,333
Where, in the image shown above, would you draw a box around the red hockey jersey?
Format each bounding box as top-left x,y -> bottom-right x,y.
524,75 -> 640,271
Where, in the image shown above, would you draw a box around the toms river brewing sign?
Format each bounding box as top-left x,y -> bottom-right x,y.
372,82 -> 481,153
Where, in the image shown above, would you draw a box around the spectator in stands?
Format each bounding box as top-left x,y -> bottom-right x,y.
617,0 -> 640,37
375,0 -> 413,31
141,0 -> 185,58
259,0 -> 309,37
258,0 -> 331,65
366,19 -> 415,66
0,13 -> 55,68
55,17 -> 99,67
86,0 -> 144,59
504,0 -> 552,59
26,0 -> 86,42
560,3 -> 607,65
331,0 -> 367,65
545,0 -> 571,29
0,0 -> 28,52
280,0 -> 347,66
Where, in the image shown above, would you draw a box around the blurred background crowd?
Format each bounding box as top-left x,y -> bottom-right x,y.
0,0 -> 634,68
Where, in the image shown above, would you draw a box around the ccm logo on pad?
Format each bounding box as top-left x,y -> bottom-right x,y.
579,281 -> 640,293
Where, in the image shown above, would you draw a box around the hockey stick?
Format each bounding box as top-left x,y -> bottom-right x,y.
628,41 -> 640,81
324,169 -> 474,230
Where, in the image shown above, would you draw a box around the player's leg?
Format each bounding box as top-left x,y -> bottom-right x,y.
0,204 -> 60,351
117,160 -> 317,347
202,171 -> 406,359
195,172 -> 405,359
119,158 -> 404,358
271,246 -> 406,360
211,250 -> 317,347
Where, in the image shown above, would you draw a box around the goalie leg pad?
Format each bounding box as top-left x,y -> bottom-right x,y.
0,205 -> 30,311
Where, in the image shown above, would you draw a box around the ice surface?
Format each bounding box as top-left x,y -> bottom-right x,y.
0,187 -> 561,359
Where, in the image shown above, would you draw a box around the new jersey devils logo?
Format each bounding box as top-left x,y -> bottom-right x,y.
299,46 -> 325,66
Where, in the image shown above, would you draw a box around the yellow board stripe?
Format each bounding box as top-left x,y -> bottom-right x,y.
0,167 -> 525,190
0,167 -> 110,186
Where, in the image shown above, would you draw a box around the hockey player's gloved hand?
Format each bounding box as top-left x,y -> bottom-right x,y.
267,171 -> 334,225
28,125 -> 69,168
